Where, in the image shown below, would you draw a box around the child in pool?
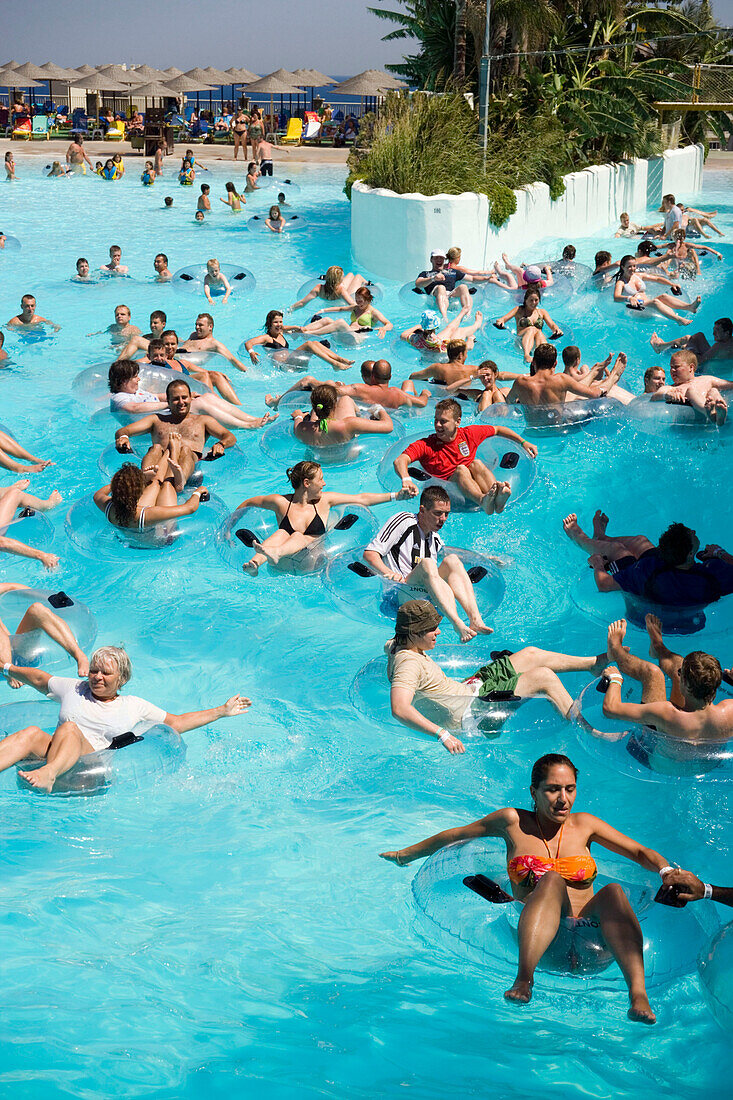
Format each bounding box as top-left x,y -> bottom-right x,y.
220,182 -> 244,211
265,205 -> 285,232
141,161 -> 155,185
204,258 -> 231,303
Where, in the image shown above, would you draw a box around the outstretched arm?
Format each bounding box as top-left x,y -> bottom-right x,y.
585,813 -> 671,874
380,808 -> 512,864
164,694 -> 251,734
212,339 -> 247,373
1,663 -> 53,694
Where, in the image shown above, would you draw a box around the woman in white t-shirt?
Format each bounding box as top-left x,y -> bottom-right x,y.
0,645 -> 250,792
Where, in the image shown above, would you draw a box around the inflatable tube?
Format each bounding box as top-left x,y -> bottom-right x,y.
64,491 -> 228,563
624,394 -> 727,436
569,563 -> 722,636
97,440 -> 248,490
247,213 -> 306,233
480,274 -> 573,309
699,921 -> 733,1035
0,587 -> 97,666
376,431 -> 536,512
171,263 -> 256,297
0,700 -> 185,797
237,340 -> 343,375
350,651 -> 537,740
296,275 -> 383,304
0,236 -> 21,252
597,285 -> 687,324
488,317 -> 574,355
480,397 -> 623,436
324,545 -> 505,629
1,509 -> 54,554
411,839 -> 718,991
548,260 -> 593,288
260,416 -> 405,470
254,176 -> 301,194
398,281 -> 486,311
570,676 -> 733,782
72,362 -> 209,411
216,502 -> 377,576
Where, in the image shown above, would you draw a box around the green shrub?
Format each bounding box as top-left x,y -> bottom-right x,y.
346,92 -> 577,227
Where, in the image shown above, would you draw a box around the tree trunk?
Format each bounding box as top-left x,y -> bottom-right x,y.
454,0 -> 468,86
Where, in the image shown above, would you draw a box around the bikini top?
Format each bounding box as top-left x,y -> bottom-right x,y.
351,309 -> 373,328
507,822 -> 598,888
105,501 -> 146,530
264,335 -> 289,350
278,497 -> 326,537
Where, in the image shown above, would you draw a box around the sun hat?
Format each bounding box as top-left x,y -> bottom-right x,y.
396,600 -> 442,634
430,248 -> 447,259
523,265 -> 542,282
420,309 -> 442,331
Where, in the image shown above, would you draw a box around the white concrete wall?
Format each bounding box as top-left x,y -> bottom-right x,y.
351,144 -> 704,281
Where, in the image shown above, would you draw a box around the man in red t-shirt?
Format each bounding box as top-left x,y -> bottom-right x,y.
393,398 -> 537,514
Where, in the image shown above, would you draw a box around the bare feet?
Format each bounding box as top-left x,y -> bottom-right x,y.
12,478 -> 31,492
455,621 -> 478,644
41,552 -> 59,571
645,613 -> 665,659
562,512 -> 590,549
264,393 -> 280,407
468,617 -> 494,635
649,333 -> 664,351
504,979 -> 533,1004
494,481 -> 512,513
606,618 -> 628,661
242,557 -> 261,576
691,296 -> 701,314
592,509 -> 609,538
481,483 -> 499,516
256,412 -> 277,427
77,654 -> 90,677
167,458 -> 185,493
628,992 -> 656,1024
17,764 -> 55,791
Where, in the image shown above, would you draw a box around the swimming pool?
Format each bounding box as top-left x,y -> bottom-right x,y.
0,155 -> 732,1097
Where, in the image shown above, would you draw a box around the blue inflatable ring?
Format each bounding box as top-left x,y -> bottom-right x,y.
698,920 -> 733,1035
216,502 -> 377,576
571,676 -> 733,782
247,213 -> 306,233
260,416 -> 404,470
0,586 -> 97,668
171,263 -> 256,297
323,544 -> 505,629
0,699 -> 185,797
411,839 -> 719,991
376,431 -> 536,512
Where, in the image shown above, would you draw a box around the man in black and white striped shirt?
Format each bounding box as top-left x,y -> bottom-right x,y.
363,485 -> 494,643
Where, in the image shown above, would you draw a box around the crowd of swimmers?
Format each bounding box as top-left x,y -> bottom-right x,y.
0,175 -> 731,1029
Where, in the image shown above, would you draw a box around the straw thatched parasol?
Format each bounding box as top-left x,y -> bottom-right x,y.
244,71 -> 304,126
225,67 -> 257,83
0,68 -> 43,90
162,67 -> 184,77
330,71 -> 405,95
126,80 -> 178,111
74,65 -> 98,77
128,64 -> 165,81
39,62 -> 78,80
96,64 -> 146,85
163,73 -> 214,93
11,62 -> 49,80
292,69 -> 337,87
68,72 -> 127,91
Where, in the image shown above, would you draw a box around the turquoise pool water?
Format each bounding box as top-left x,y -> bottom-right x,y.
0,156 -> 732,1097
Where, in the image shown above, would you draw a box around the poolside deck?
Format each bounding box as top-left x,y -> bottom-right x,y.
10,138 -> 350,166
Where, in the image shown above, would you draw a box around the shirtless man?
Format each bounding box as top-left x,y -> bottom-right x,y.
0,333 -> 6,362
178,313 -> 249,375
650,348 -> 733,425
115,380 -> 236,487
100,245 -> 128,277
88,304 -> 140,345
505,343 -> 627,405
7,295 -> 60,332
650,317 -> 733,366
265,359 -> 430,411
73,258 -> 93,283
600,617 -> 733,745
115,310 -> 168,359
65,135 -> 92,173
642,365 -> 666,394
153,253 -> 172,281
409,339 -> 480,387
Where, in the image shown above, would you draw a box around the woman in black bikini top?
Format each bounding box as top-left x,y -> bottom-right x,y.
235,459 -> 412,576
